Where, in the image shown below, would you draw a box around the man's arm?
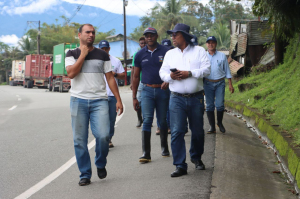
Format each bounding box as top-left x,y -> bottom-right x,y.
105,72 -> 124,115
66,45 -> 89,79
132,66 -> 140,111
223,54 -> 234,93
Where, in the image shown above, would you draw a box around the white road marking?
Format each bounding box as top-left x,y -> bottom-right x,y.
14,103 -> 126,199
9,105 -> 17,111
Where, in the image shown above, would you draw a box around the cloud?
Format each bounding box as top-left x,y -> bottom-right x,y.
63,0 -> 166,17
59,5 -> 71,17
0,2 -> 4,6
89,12 -> 97,17
0,34 -> 19,46
1,0 -> 61,15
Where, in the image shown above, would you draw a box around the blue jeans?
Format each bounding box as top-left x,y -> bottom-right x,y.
169,92 -> 205,170
70,96 -> 110,179
141,85 -> 169,132
108,96 -> 117,140
203,79 -> 225,112
157,89 -> 170,128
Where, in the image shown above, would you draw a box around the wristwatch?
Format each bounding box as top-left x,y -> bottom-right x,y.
114,73 -> 118,78
188,71 -> 192,77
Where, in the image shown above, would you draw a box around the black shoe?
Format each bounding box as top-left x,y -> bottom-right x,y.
78,178 -> 91,186
97,168 -> 107,179
217,111 -> 226,133
109,140 -> 114,148
191,159 -> 205,170
207,111 -> 216,134
160,129 -> 170,157
140,131 -> 151,163
171,167 -> 187,177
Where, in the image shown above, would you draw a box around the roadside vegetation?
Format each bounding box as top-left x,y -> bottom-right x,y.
225,35 -> 300,144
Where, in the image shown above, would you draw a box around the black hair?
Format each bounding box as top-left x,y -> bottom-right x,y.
78,24 -> 94,33
139,37 -> 145,41
182,33 -> 194,47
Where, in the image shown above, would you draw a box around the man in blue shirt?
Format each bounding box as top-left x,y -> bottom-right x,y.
132,27 -> 170,163
204,36 -> 234,134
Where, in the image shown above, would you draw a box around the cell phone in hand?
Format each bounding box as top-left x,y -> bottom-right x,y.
170,68 -> 177,72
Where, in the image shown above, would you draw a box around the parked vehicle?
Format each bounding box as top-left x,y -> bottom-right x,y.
10,60 -> 25,86
24,55 -> 51,88
49,43 -> 79,92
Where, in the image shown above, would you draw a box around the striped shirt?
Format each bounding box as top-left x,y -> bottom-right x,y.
65,48 -> 112,99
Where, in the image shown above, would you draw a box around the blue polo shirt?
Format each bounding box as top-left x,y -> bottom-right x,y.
134,44 -> 169,84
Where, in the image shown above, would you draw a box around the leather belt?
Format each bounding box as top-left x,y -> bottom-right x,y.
171,90 -> 204,98
205,78 -> 224,82
146,84 -> 162,88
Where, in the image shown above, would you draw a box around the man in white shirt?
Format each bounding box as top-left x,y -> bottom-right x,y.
66,24 -> 123,186
99,40 -> 125,148
160,23 -> 211,177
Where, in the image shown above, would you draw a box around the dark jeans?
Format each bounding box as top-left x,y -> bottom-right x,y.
141,85 -> 169,132
108,96 -> 117,140
169,92 -> 205,170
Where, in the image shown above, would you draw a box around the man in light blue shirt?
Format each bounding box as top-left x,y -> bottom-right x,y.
204,36 -> 234,134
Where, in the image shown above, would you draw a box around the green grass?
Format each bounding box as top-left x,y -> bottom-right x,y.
225,34 -> 300,144
0,82 -> 7,85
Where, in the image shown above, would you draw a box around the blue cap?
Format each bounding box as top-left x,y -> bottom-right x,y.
191,36 -> 198,45
99,40 -> 110,48
161,39 -> 172,47
206,36 -> 217,43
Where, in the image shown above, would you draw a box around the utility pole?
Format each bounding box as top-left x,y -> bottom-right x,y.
123,0 -> 128,85
27,21 -> 41,54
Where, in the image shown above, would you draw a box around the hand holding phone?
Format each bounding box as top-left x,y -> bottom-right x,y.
170,68 -> 177,72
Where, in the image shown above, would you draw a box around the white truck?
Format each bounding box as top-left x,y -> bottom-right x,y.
10,60 -> 25,86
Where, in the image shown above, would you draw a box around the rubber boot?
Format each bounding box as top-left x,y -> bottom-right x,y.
160,129 -> 170,157
139,131 -> 151,163
136,108 -> 143,127
217,111 -> 226,133
207,111 -> 216,134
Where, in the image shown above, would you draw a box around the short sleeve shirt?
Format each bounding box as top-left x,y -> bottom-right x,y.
104,55 -> 125,96
65,48 -> 112,99
134,44 -> 169,84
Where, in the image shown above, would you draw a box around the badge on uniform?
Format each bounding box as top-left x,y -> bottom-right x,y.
158,56 -> 164,62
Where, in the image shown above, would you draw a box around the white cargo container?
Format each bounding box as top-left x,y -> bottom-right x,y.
11,60 -> 25,86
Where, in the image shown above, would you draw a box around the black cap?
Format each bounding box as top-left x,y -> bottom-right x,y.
143,27 -> 157,35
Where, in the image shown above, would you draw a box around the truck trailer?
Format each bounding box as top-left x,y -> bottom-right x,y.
49,43 -> 79,92
24,54 -> 51,88
10,60 -> 25,86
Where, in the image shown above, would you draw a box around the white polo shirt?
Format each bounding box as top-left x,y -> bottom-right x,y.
159,45 -> 211,94
105,55 -> 125,97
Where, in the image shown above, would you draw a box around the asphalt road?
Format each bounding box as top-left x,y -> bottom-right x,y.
0,85 -> 215,199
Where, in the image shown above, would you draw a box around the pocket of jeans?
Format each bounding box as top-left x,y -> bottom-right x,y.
70,97 -> 79,116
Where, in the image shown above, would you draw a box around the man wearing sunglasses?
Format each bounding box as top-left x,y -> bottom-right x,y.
160,23 -> 211,177
132,27 -> 170,163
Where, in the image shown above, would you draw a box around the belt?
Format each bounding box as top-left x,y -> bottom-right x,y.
146,84 -> 162,88
171,90 -> 203,98
205,78 -> 224,82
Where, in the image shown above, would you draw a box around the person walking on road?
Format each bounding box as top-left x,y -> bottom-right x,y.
99,40 -> 125,148
159,23 -> 211,177
65,24 -> 123,186
204,36 -> 234,134
131,37 -> 146,127
132,27 -> 170,163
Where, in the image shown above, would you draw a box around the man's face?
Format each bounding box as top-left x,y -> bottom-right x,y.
101,47 -> 110,54
171,32 -> 185,47
144,33 -> 158,46
139,40 -> 146,48
206,40 -> 217,51
78,25 -> 95,45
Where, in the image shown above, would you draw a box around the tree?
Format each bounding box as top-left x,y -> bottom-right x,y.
18,36 -> 36,56
207,22 -> 230,49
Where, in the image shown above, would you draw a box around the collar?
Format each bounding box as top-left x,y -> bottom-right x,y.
176,44 -> 191,53
207,50 -> 218,56
145,43 -> 161,52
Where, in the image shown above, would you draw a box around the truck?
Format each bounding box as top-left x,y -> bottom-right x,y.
24,54 -> 51,88
49,43 -> 79,92
10,60 -> 25,86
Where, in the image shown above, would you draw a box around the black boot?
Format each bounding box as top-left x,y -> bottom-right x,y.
160,129 -> 170,157
136,108 -> 143,127
206,111 -> 216,134
139,131 -> 151,163
217,111 -> 226,133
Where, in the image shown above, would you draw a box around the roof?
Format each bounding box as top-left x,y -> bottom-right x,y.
228,59 -> 244,76
235,33 -> 247,57
247,21 -> 273,45
258,44 -> 275,66
106,34 -> 124,39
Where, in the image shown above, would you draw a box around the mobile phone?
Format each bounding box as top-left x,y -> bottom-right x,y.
170,68 -> 177,72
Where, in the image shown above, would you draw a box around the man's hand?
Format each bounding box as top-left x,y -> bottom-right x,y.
161,82 -> 169,90
229,84 -> 234,94
170,70 -> 189,80
116,101 -> 123,116
130,84 -> 133,90
133,98 -> 140,111
80,45 -> 89,57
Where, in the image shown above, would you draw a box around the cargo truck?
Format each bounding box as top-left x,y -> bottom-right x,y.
49,43 -> 79,92
24,54 -> 51,88
10,60 -> 25,86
